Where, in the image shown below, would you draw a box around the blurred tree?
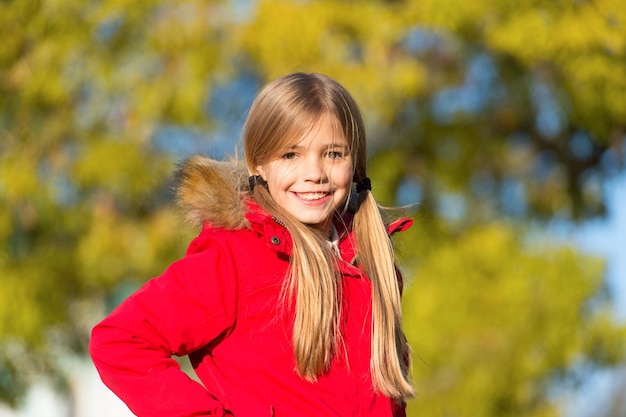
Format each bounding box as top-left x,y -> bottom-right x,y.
1,0 -> 625,416
0,0 -> 237,406
396,220 -> 625,417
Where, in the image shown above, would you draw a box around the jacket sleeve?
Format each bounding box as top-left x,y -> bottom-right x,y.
89,238 -> 238,417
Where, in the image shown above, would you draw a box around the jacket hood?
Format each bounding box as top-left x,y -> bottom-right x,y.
174,156 -> 250,230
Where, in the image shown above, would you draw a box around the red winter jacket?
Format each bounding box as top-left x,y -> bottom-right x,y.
89,157 -> 412,417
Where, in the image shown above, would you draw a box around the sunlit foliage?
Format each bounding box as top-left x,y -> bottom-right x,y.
397,221 -> 624,416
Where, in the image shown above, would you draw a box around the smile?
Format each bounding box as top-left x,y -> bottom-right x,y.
294,192 -> 330,201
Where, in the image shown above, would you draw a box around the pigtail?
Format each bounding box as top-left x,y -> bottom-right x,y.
353,185 -> 415,399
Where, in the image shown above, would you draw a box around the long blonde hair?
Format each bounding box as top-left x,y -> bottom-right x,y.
243,72 -> 413,399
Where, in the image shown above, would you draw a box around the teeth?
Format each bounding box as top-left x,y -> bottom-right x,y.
297,192 -> 327,200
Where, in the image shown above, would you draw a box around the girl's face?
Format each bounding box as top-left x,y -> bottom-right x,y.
256,113 -> 353,234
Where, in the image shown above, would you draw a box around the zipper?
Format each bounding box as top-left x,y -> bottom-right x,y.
271,216 -> 288,230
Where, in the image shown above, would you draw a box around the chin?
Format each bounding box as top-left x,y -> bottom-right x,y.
299,217 -> 327,228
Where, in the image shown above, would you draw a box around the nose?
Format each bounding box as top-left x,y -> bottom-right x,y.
302,155 -> 327,183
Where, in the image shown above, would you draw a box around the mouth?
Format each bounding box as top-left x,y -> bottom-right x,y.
293,192 -> 331,201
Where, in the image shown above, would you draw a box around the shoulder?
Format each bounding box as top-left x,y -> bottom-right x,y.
388,217 -> 413,236
185,224 -> 261,257
334,211 -> 413,240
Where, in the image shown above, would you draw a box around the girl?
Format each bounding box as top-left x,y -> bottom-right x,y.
89,72 -> 414,416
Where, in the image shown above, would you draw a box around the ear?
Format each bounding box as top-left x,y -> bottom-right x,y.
255,165 -> 267,181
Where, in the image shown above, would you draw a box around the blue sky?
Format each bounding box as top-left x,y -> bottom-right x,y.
574,171 -> 626,321
564,171 -> 626,417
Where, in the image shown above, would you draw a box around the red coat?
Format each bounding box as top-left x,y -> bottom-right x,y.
89,158 -> 412,417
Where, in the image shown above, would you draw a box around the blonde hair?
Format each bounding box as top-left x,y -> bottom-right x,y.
243,72 -> 413,399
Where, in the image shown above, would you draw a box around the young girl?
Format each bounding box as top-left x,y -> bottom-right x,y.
89,72 -> 414,416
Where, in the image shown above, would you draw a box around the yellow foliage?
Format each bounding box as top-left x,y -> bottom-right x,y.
236,0 -> 427,123
0,261 -> 68,346
0,274 -> 40,344
0,207 -> 9,250
77,204 -> 187,288
404,0 -> 492,32
0,145 -> 39,203
71,138 -> 170,198
402,222 -> 607,416
471,0 -> 626,133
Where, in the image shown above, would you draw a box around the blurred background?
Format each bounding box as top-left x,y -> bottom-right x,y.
1,0 -> 625,416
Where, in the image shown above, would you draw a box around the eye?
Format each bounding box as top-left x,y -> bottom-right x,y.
325,143 -> 349,160
326,150 -> 345,159
280,151 -> 297,160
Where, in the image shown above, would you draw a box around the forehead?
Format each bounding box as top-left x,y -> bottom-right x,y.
285,113 -> 348,148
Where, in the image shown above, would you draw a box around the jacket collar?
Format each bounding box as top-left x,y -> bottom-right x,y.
244,200 -> 413,275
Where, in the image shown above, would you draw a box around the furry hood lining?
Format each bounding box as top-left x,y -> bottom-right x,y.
174,156 -> 250,230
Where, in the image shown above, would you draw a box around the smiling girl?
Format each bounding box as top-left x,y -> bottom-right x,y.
89,72 -> 414,416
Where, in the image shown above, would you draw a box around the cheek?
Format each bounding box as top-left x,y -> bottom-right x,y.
265,166 -> 297,195
267,175 -> 283,195
332,164 -> 353,188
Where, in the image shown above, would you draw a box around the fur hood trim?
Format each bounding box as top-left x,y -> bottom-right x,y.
174,156 -> 250,230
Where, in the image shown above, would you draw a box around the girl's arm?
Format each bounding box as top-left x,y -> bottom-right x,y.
89,244 -> 238,417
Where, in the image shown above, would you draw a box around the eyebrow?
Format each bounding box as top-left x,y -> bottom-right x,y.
285,143 -> 349,150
